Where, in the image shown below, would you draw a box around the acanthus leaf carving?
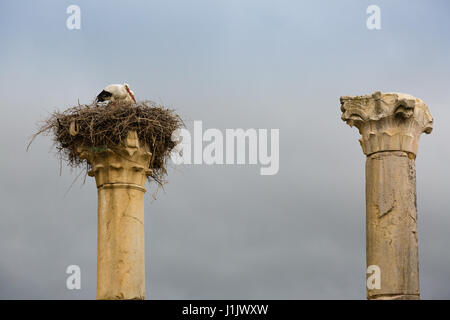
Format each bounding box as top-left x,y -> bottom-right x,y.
341,91 -> 433,156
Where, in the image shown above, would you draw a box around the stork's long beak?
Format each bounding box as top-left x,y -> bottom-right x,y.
125,86 -> 136,103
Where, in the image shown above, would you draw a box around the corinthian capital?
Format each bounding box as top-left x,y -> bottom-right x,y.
340,91 -> 433,156
75,131 -> 153,190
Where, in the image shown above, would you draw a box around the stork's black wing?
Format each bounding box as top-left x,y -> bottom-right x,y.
96,90 -> 113,102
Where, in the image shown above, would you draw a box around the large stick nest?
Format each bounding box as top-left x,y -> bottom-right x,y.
29,100 -> 183,186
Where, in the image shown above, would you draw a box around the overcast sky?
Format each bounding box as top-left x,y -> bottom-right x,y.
1,0 -> 450,299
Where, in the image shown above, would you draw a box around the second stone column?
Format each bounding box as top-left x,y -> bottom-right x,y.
340,91 -> 433,300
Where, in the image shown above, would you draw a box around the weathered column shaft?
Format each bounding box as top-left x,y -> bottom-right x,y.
341,91 -> 433,300
77,131 -> 152,300
97,184 -> 145,299
366,151 -> 419,299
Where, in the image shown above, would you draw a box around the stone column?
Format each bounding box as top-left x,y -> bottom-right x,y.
76,131 -> 152,300
340,91 -> 433,300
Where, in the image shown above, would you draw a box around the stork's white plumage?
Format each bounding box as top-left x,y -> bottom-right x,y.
96,83 -> 136,104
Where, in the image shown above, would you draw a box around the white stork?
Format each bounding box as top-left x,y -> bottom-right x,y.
96,83 -> 136,104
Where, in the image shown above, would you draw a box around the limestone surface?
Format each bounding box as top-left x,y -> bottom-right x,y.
76,131 -> 152,300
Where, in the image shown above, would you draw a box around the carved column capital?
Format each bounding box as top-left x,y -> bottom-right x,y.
340,91 -> 433,156
75,131 -> 153,191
